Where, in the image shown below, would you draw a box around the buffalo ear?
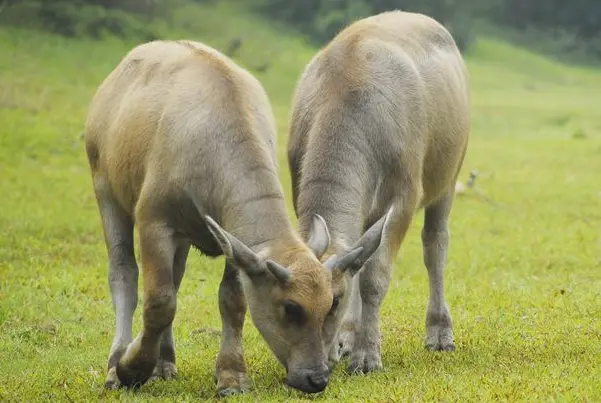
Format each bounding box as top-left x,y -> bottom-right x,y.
205,215 -> 266,276
328,207 -> 394,276
324,247 -> 364,272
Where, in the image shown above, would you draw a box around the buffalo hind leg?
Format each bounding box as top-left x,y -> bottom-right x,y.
349,193 -> 416,374
117,218 -> 177,388
422,190 -> 455,351
152,241 -> 190,381
93,178 -> 139,390
214,263 -> 251,396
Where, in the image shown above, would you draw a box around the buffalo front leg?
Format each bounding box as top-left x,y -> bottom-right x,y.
152,241 -> 190,381
422,191 -> 455,351
337,275 -> 361,359
93,180 -> 139,390
349,197 -> 415,374
117,220 -> 177,388
214,263 -> 250,396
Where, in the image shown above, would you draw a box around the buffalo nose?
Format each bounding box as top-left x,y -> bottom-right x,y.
307,373 -> 328,392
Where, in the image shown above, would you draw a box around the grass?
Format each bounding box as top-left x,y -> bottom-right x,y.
1,1 -> 600,401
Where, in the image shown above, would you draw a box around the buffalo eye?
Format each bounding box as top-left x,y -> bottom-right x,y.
330,296 -> 341,313
284,301 -> 305,324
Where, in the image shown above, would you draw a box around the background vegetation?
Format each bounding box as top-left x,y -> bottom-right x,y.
3,0 -> 601,59
1,0 -> 600,401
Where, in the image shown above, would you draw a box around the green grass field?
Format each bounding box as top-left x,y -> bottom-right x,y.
1,2 -> 600,401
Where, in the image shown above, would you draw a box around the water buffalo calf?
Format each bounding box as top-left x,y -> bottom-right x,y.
288,11 -> 470,373
84,39 -> 386,394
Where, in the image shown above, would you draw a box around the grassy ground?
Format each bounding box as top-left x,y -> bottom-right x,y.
1,2 -> 600,401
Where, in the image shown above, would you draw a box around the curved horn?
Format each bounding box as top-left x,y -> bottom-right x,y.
266,260 -> 290,284
307,214 -> 330,259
